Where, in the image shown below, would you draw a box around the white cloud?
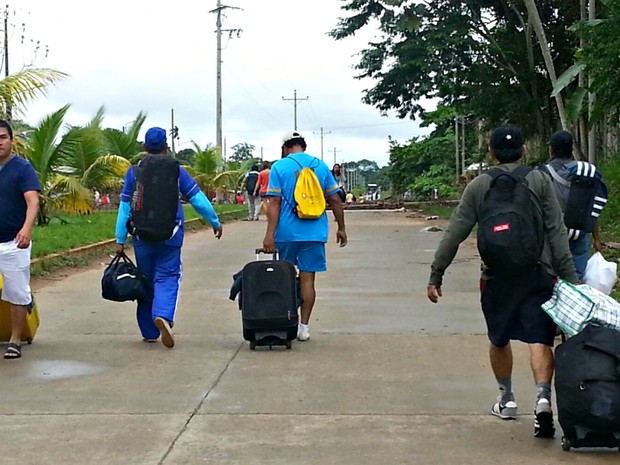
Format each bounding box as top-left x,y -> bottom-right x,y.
13,0 -> 432,167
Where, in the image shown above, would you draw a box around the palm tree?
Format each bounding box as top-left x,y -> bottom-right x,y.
103,111 -> 147,160
182,141 -> 243,201
24,105 -> 83,224
24,105 -> 133,224
0,68 -> 67,119
61,106 -> 131,192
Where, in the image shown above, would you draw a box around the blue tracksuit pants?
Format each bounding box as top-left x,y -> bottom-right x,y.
133,240 -> 182,340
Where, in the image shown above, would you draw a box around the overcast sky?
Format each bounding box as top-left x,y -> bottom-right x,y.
13,0 -> 431,167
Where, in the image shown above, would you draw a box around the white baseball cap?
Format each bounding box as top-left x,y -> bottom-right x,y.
281,131 -> 305,146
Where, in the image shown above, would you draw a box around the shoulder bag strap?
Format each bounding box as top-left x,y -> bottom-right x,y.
545,163 -> 571,187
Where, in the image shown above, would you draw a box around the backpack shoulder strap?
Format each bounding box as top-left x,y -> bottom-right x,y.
545,163 -> 571,187
486,167 -> 503,180
487,166 -> 529,181
513,165 -> 533,178
288,155 -> 303,171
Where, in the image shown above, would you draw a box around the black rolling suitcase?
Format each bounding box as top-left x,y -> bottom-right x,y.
240,249 -> 299,350
555,324 -> 620,452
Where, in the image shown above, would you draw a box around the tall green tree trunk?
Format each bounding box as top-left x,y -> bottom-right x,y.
523,0 -> 569,130
588,0 -> 597,163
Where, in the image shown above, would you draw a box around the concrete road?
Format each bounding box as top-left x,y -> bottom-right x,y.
0,210 -> 617,464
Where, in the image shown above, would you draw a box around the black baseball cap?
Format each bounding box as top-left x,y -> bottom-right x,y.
489,124 -> 523,151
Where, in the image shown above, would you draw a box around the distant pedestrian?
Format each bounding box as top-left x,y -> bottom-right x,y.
262,131 -> 347,341
0,120 -> 40,360
539,130 -> 607,281
254,160 -> 271,219
345,191 -> 353,205
332,163 -> 347,202
242,164 -> 260,221
427,124 -> 578,439
235,191 -> 245,205
115,127 -> 223,349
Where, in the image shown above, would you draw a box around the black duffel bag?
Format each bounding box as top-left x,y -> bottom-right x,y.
101,251 -> 151,302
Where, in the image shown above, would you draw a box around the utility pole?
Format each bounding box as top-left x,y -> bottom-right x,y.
170,108 -> 179,156
332,146 -> 342,165
210,1 -> 242,155
313,127 -> 331,161
282,89 -> 309,130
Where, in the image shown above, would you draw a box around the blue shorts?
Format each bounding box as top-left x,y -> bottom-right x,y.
276,241 -> 326,273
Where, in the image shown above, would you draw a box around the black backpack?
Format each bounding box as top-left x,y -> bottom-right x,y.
245,171 -> 259,194
477,166 -> 543,276
541,161 -> 608,234
127,155 -> 180,243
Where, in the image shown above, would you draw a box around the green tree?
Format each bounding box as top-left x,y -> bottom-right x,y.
0,68 -> 67,119
102,111 -> 147,160
25,105 -> 131,224
183,142 -> 241,198
564,0 -> 620,123
176,148 -> 196,165
330,0 -> 580,138
24,105 -> 85,224
62,107 -> 131,191
229,142 -> 255,163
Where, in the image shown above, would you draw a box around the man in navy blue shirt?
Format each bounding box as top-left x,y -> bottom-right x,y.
0,120 -> 41,359
115,127 -> 222,349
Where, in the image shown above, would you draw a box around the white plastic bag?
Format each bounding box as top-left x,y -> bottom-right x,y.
583,252 -> 618,295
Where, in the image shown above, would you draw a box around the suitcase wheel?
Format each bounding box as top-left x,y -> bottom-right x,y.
249,341 -> 257,350
561,437 -> 571,452
285,340 -> 292,350
26,338 -> 33,345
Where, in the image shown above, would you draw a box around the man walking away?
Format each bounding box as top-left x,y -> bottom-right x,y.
542,130 -> 607,281
262,131 -> 347,341
427,125 -> 578,438
0,120 -> 40,360
115,127 -> 223,349
242,164 -> 260,221
254,160 -> 271,219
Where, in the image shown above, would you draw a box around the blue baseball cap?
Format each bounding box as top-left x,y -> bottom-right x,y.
144,127 -> 167,153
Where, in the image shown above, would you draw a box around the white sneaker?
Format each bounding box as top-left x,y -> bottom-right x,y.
154,317 -> 175,349
491,397 -> 517,420
297,327 -> 310,341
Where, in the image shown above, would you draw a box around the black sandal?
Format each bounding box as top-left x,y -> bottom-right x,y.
4,342 -> 22,359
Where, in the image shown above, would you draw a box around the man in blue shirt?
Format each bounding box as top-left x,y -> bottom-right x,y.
0,120 -> 40,359
116,127 -> 222,349
262,131 -> 347,341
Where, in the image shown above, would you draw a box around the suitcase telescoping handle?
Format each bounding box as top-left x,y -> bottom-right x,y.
255,248 -> 279,260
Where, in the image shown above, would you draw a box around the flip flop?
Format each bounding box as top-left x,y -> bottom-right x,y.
4,342 -> 22,359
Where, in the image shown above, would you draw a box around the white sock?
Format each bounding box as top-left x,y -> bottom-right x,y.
299,323 -> 309,332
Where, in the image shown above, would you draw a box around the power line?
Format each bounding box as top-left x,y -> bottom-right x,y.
282,89 -> 309,130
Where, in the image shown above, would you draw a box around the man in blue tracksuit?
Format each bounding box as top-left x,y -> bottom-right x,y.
115,127 -> 223,348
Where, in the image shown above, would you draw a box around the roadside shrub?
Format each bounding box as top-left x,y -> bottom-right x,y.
410,165 -> 458,200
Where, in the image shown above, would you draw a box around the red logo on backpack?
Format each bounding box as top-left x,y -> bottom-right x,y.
493,223 -> 510,233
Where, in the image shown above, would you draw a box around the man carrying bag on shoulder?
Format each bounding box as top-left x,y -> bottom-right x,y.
427,125 -> 578,439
